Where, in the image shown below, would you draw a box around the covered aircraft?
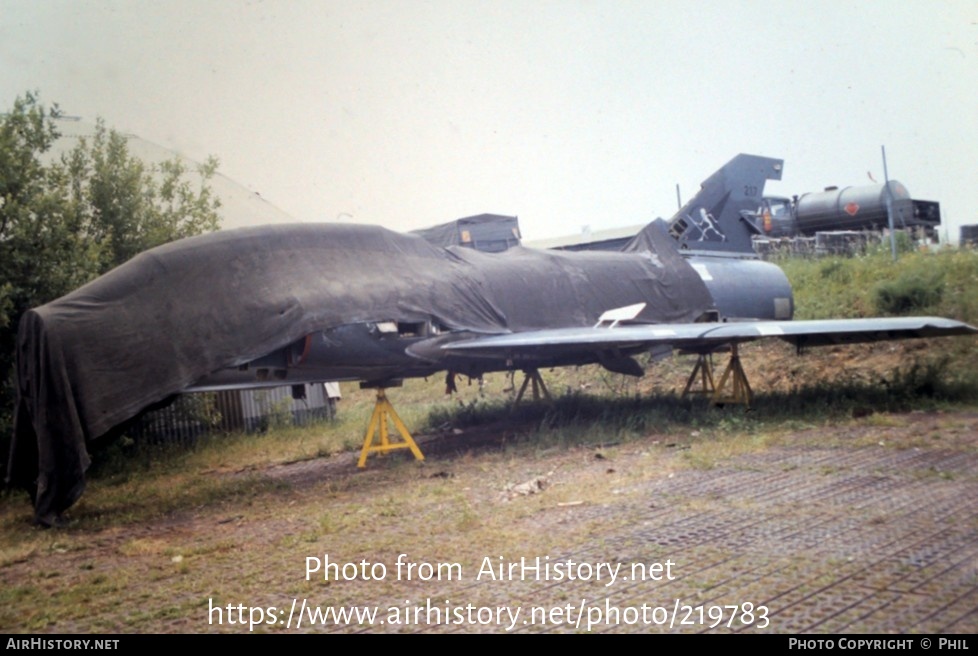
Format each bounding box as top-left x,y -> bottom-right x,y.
7,154 -> 975,526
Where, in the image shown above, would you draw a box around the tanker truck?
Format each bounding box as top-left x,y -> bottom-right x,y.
749,180 -> 941,240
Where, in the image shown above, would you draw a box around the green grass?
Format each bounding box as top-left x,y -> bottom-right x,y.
778,245 -> 978,323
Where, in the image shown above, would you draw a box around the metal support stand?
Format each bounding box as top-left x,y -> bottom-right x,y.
357,388 -> 425,467
681,354 -> 716,398
512,369 -> 552,405
711,344 -> 753,407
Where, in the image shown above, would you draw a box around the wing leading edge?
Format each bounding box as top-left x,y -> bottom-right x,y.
443,316 -> 977,360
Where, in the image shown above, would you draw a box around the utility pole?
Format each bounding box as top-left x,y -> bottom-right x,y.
882,145 -> 898,262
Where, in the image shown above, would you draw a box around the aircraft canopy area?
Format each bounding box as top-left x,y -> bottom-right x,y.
8,222 -> 713,525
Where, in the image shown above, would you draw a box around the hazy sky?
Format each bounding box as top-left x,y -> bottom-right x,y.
2,0 -> 976,241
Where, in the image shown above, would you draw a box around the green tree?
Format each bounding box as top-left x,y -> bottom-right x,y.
1,92 -> 222,469
63,119 -> 221,269
0,93 -> 101,329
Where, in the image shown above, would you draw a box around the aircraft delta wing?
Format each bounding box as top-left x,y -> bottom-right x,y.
442,314 -> 976,358
437,312 -> 975,404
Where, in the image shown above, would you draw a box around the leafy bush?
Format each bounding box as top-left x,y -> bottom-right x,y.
873,270 -> 944,315
0,93 -> 221,457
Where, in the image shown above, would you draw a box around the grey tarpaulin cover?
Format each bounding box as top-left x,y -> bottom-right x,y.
8,222 -> 712,524
411,213 -> 522,252
621,218 -> 676,253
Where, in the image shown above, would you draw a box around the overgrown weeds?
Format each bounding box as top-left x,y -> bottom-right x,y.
426,354 -> 977,449
873,269 -> 944,315
777,247 -> 978,323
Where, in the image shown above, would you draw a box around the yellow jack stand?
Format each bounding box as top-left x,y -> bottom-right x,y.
711,344 -> 753,407
513,369 -> 552,405
681,354 -> 716,399
357,388 -> 425,467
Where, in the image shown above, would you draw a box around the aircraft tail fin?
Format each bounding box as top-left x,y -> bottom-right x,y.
667,154 -> 783,255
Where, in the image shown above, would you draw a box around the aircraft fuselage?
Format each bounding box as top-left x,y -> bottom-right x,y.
189,250 -> 794,390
